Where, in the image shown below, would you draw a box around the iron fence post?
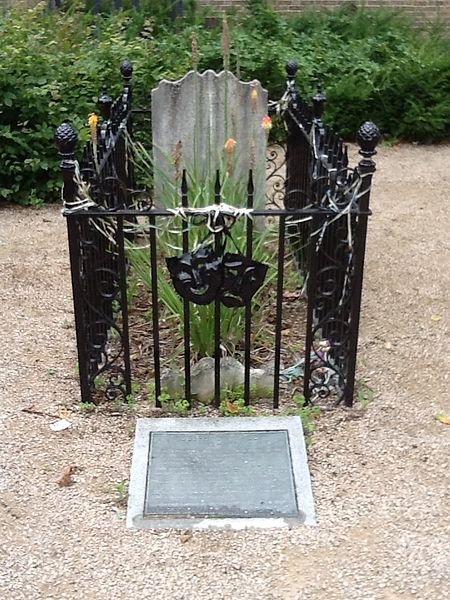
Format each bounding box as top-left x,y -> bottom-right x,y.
119,60 -> 134,200
284,59 -> 310,212
54,123 -> 92,403
344,122 -> 380,406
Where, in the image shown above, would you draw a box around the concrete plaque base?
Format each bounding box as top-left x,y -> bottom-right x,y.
127,417 -> 315,530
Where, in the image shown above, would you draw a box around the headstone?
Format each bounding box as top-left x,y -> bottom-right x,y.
151,70 -> 269,206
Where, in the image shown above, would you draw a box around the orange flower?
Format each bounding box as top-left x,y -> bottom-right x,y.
224,137 -> 237,152
88,112 -> 98,144
88,112 -> 98,128
261,115 -> 272,131
224,137 -> 236,175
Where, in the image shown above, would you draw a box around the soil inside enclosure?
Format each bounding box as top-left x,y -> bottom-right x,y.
1,143 -> 449,600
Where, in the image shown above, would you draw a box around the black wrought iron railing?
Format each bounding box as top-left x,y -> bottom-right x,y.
55,59 -> 380,409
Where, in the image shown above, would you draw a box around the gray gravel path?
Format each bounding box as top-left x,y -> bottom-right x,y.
0,143 -> 449,599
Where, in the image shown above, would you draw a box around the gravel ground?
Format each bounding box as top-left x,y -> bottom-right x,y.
0,143 -> 449,599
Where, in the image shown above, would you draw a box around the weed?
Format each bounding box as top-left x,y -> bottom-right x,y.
79,401 -> 96,413
125,394 -> 135,408
158,391 -> 172,407
356,378 -> 375,408
146,382 -> 155,403
125,382 -> 140,406
286,393 -> 320,446
174,399 -> 190,415
94,375 -> 105,389
219,386 -> 254,416
46,367 -> 55,376
114,480 -> 129,505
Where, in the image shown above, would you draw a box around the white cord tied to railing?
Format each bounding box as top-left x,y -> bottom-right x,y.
167,203 -> 255,233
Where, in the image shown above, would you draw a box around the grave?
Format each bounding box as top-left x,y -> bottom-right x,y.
127,417 -> 315,529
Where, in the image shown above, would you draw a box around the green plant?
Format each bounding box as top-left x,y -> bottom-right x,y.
157,391 -> 172,408
155,392 -> 190,414
174,398 -> 190,415
146,381 -> 156,403
126,129 -> 278,358
79,401 -> 96,413
219,385 -> 254,416
125,394 -> 135,407
94,375 -> 106,389
114,480 -> 129,505
2,4 -> 448,206
286,393 -> 320,445
124,382 -> 140,406
356,378 -> 375,408
197,403 -> 206,415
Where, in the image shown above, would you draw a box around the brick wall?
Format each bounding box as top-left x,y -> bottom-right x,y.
197,1 -> 450,29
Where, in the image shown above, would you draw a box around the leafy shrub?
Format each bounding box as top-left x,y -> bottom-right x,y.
0,2 -> 448,205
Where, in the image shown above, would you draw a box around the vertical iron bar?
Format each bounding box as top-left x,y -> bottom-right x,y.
67,217 -> 91,403
214,172 -> 221,408
181,171 -> 191,405
244,171 -> 254,406
303,214 -> 321,404
116,216 -> 132,398
344,211 -> 369,406
113,126 -> 128,208
149,214 -> 161,406
272,215 -> 286,409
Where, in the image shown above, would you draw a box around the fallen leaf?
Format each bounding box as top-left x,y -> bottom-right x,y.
226,400 -> 239,414
180,531 -> 193,544
57,465 -> 75,487
435,413 -> 450,425
58,407 -> 71,419
431,314 -> 442,322
281,328 -> 290,336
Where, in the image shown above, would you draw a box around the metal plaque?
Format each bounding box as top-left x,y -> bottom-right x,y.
144,430 -> 298,518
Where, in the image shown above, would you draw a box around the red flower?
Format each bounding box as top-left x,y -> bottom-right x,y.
261,115 -> 272,131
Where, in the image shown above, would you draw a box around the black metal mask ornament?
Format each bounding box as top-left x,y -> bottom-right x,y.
166,244 -> 223,305
220,253 -> 268,308
166,234 -> 268,307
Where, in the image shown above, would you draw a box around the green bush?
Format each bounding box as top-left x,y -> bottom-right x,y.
0,2 -> 448,205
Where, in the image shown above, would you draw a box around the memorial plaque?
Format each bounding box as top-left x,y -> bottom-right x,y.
144,430 -> 298,518
127,417 -> 316,529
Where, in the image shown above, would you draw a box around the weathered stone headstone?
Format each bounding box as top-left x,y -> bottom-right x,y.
151,70 -> 269,206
